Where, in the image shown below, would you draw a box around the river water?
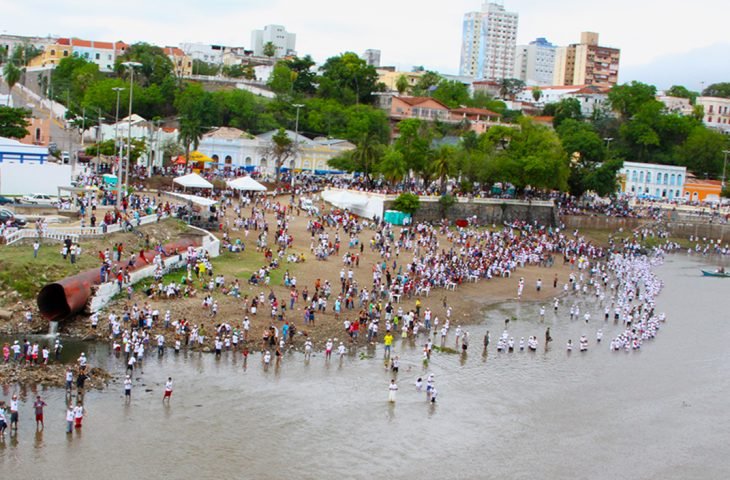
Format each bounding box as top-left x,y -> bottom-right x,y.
1,254 -> 729,479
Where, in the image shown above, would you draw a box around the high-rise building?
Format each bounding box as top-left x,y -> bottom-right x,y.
250,25 -> 296,58
553,32 -> 620,87
513,37 -> 556,86
459,1 -> 519,81
362,49 -> 381,67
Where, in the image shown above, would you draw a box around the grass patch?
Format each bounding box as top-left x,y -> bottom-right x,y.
0,244 -> 97,300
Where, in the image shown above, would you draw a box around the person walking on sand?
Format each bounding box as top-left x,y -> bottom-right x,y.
163,377 -> 173,402
388,379 -> 398,403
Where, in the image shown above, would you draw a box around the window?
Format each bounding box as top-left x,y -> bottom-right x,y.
50,49 -> 56,56
245,157 -> 252,166
225,155 -> 232,165
670,174 -> 675,186
63,50 -> 69,57
640,171 -> 644,182
211,154 -> 219,162
95,53 -> 100,60
677,174 -> 682,185
664,173 -> 669,185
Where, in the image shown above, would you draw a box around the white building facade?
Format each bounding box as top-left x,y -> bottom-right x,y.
459,1 -> 519,81
250,25 -> 296,58
179,43 -> 227,64
696,96 -> 730,133
513,37 -> 555,86
620,161 -> 686,200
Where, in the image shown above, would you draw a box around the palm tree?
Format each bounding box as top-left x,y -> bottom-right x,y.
431,145 -> 456,194
352,134 -> 383,187
264,128 -> 295,184
2,61 -> 22,103
178,117 -> 204,167
378,146 -> 407,186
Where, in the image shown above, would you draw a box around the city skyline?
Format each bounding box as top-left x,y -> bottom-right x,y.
2,0 -> 729,89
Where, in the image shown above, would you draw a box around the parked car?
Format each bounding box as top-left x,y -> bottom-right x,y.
0,196 -> 16,205
21,193 -> 56,205
0,208 -> 27,227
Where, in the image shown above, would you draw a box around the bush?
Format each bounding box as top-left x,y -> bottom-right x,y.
392,193 -> 420,215
438,193 -> 456,216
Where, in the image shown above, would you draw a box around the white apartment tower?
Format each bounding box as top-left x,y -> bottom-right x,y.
251,25 -> 296,58
459,1 -> 519,81
513,37 -> 556,86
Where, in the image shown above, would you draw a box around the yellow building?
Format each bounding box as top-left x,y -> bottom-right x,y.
164,47 -> 193,77
377,68 -> 425,93
29,39 -> 72,68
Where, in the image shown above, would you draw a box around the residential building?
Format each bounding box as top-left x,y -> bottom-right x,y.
472,80 -> 501,98
28,40 -> 72,68
0,94 -> 12,107
389,97 -> 451,122
656,95 -> 694,116
683,175 -> 721,203
696,96 -> 730,133
179,42 -> 228,64
19,117 -> 51,147
459,1 -> 519,81
450,107 -> 503,134
29,37 -> 125,72
564,85 -> 611,117
513,37 -> 556,86
514,85 -> 583,105
553,32 -> 620,87
250,25 -> 296,58
376,68 -> 426,93
163,47 -> 193,77
619,161 -> 686,200
0,34 -> 55,61
362,49 -> 381,67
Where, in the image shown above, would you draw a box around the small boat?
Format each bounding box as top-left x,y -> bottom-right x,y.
701,269 -> 730,278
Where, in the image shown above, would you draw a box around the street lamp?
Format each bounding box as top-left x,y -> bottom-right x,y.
121,61 -> 142,203
112,87 -> 125,205
292,103 -> 304,184
604,137 -> 613,156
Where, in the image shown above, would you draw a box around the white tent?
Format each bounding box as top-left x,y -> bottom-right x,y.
325,190 -> 368,208
173,173 -> 213,190
167,192 -> 218,207
227,176 -> 267,192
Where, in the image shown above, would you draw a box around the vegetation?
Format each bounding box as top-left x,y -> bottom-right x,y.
392,193 -> 420,215
0,106 -> 31,138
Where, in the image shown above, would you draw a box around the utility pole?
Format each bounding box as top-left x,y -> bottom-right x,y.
292,103 -> 304,186
121,61 -> 142,201
112,87 -> 125,204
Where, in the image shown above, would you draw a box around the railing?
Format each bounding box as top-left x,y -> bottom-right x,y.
2,213 -> 169,246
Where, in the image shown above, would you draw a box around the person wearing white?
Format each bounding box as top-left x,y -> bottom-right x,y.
388,379 -> 398,403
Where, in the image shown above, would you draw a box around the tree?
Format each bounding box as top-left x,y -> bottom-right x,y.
392,192 -> 420,215
532,87 -> 543,103
432,80 -> 470,108
115,43 -> 174,87
556,119 -> 605,163
178,117 -> 204,165
678,126 -> 729,178
702,82 -> 730,98
438,193 -> 456,217
549,98 -> 583,129
265,128 -> 296,184
317,52 -> 380,105
191,59 -> 220,76
10,43 -> 41,66
583,158 -> 623,197
431,145 -> 457,194
222,64 -> 247,78
263,41 -> 277,58
498,78 -> 525,99
608,81 -> 657,119
395,74 -> 409,95
268,62 -> 294,97
283,55 -> 317,95
328,135 -> 384,185
666,85 -> 698,104
393,119 -> 433,181
411,71 -> 441,97
2,61 -> 22,94
378,146 -> 407,185
0,106 -> 31,138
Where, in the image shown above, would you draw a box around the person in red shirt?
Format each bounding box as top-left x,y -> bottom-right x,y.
140,249 -> 149,264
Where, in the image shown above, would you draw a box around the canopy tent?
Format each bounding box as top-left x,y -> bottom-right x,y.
173,156 -> 187,165
167,192 -> 218,207
227,176 -> 267,192
173,173 -> 213,190
189,151 -> 214,163
325,190 -> 368,208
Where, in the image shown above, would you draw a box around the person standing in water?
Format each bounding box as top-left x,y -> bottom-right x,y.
388,379 -> 398,403
163,377 -> 173,402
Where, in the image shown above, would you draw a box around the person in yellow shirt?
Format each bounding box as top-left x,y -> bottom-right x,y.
384,333 -> 393,357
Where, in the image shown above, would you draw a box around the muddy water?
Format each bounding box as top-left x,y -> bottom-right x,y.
1,255 -> 729,479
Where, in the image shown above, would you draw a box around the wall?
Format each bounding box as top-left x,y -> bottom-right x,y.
0,162 -> 72,195
561,215 -> 652,232
395,197 -> 558,226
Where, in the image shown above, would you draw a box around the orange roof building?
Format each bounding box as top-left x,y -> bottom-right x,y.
683,176 -> 722,203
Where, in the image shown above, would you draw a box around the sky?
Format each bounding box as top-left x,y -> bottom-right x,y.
2,0 -> 729,90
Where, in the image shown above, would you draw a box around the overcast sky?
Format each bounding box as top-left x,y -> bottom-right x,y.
2,0 -> 729,89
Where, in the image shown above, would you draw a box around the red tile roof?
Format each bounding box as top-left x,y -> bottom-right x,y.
395,96 -> 449,109
451,107 -> 501,117
164,46 -> 186,56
